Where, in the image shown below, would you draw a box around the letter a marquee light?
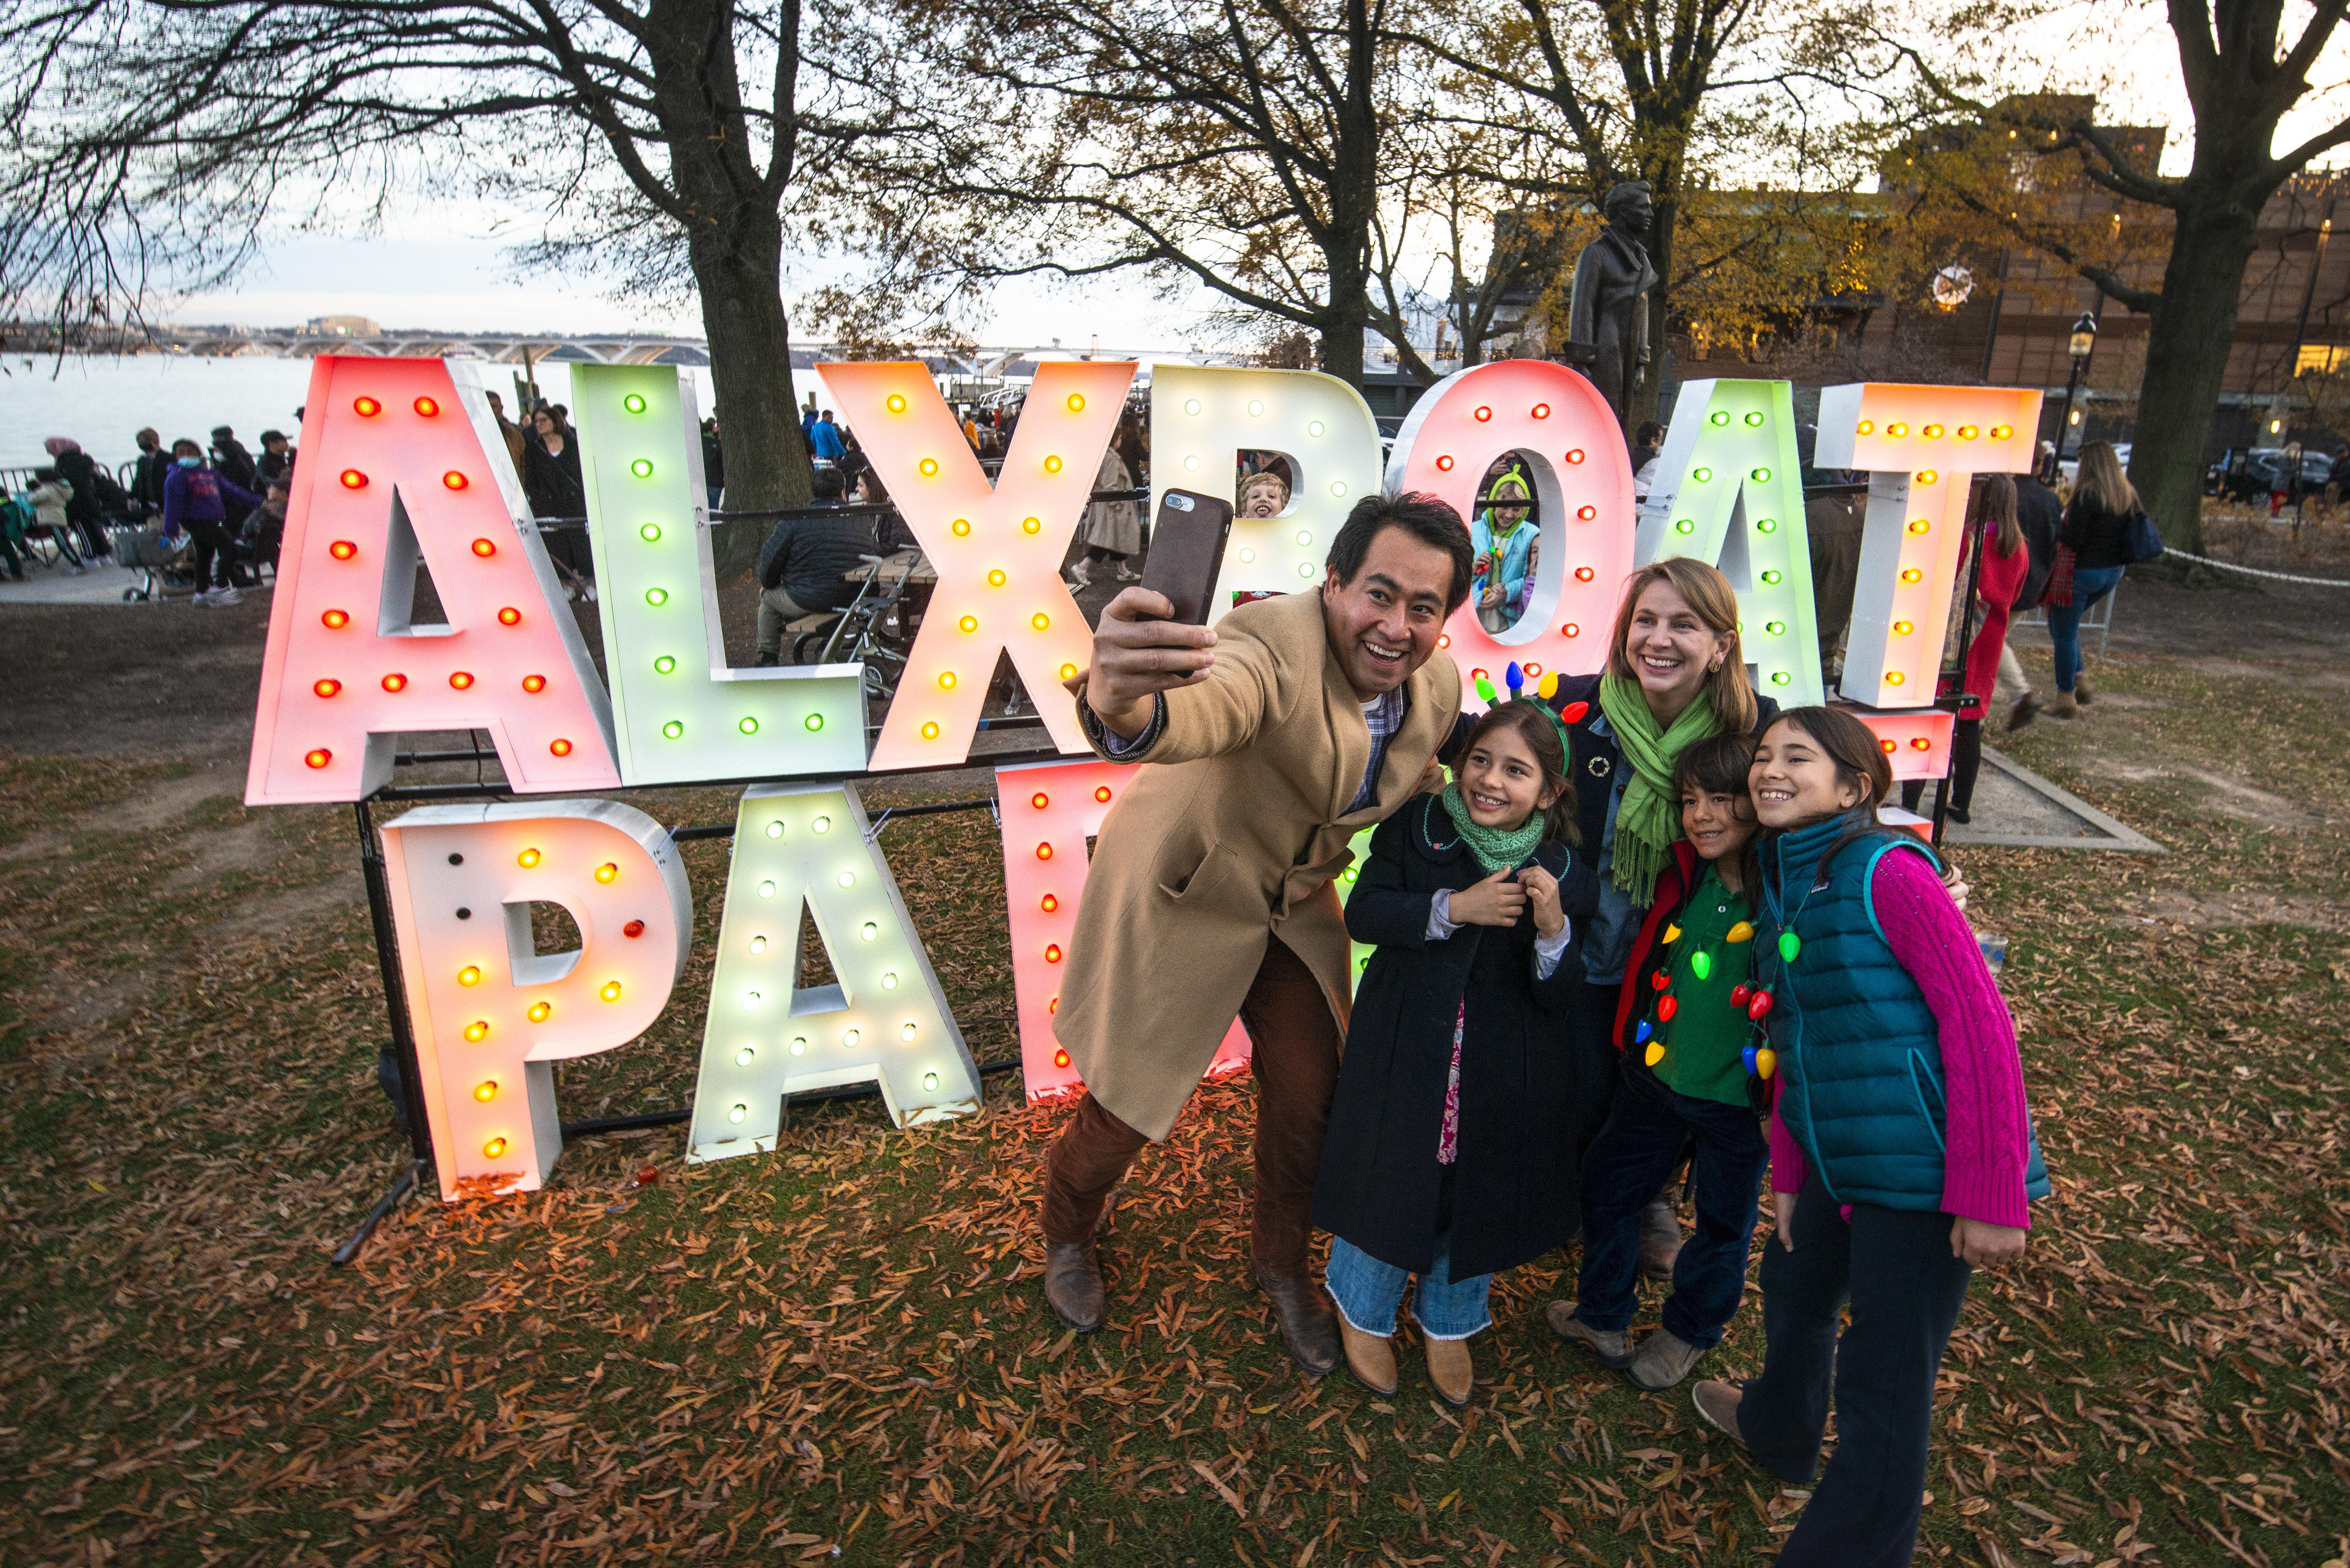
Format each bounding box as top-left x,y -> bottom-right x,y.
379,799 -> 693,1200
685,782 -> 979,1162
245,356 -> 619,805
1386,361 -> 1634,683
821,360 -> 1136,770
995,759 -> 1251,1099
572,364 -> 866,783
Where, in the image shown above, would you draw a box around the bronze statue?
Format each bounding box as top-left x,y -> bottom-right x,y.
1566,182 -> 1659,443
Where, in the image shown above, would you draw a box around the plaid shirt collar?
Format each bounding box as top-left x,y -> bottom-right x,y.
1349,687 -> 1407,813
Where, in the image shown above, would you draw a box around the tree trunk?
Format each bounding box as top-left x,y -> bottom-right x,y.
2127,193 -> 2261,558
1321,288 -> 1368,388
690,224 -> 810,577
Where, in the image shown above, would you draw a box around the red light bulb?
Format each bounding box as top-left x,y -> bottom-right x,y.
470,537 -> 495,556
497,606 -> 521,626
449,670 -> 474,689
339,469 -> 367,490
521,674 -> 546,693
623,919 -> 645,938
304,748 -> 332,769
320,609 -> 349,629
445,472 -> 470,492
329,539 -> 358,560
1032,792 -> 1049,809
352,396 -> 380,417
1094,786 -> 1112,802
313,678 -> 340,698
550,738 -> 573,757
414,396 -> 440,417
1041,894 -> 1058,913
1045,944 -> 1062,963
381,673 -> 407,693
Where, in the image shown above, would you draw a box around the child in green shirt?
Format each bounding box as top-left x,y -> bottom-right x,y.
1550,731 -> 1770,1390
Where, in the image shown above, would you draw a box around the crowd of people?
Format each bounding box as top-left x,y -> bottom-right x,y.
1047,492 -> 2050,1567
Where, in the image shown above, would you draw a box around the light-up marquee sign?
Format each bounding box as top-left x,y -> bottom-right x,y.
995,757 -> 1253,1099
685,782 -> 979,1160
378,799 -> 692,1200
1387,360 -> 1635,686
571,364 -> 866,783
246,357 -> 619,806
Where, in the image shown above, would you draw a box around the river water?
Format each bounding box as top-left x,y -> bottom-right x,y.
0,354 -> 710,472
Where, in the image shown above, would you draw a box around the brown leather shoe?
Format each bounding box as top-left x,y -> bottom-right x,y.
1426,1335 -> 1474,1407
1692,1378 -> 1746,1447
1340,1317 -> 1398,1395
1252,1264 -> 1340,1376
1043,1241 -> 1105,1331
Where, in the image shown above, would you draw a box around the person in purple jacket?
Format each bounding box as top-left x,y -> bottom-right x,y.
162,438 -> 262,605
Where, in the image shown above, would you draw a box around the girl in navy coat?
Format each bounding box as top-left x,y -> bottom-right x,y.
1312,699 -> 1601,1406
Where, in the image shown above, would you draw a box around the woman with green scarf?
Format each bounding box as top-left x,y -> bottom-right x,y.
1541,558 -> 1775,1269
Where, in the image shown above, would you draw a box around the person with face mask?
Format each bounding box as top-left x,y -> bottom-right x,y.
131,429 -> 172,515
162,439 -> 262,604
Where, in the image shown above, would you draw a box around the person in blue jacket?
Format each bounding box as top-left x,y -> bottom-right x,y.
161,438 -> 262,604
808,410 -> 848,463
1469,469 -> 1535,631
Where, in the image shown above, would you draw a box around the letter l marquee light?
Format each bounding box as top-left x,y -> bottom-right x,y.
821,360 -> 1137,769
246,356 -> 619,804
686,782 -> 979,1162
996,759 -> 1251,1099
571,364 -> 866,782
379,799 -> 693,1200
1151,364 -> 1385,611
1634,379 -> 1825,706
1386,361 -> 1634,683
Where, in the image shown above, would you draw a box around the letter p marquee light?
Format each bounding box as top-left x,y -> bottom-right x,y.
246,356 -> 619,805
379,800 -> 692,1201
821,360 -> 1137,770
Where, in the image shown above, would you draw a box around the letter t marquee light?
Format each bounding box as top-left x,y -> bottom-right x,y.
821,360 -> 1137,770
1814,383 -> 2043,708
245,356 -> 619,805
571,364 -> 865,782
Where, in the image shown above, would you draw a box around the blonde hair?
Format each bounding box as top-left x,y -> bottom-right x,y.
1605,558 -> 1760,736
1238,470 -> 1289,512
2072,441 -> 2138,517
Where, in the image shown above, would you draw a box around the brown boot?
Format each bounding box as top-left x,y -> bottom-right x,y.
1042,1241 -> 1105,1331
1692,1378 -> 1747,1449
2044,690 -> 2080,721
1425,1335 -> 1475,1407
1253,1264 -> 1340,1376
2005,690 -> 2042,732
2073,675 -> 2095,704
1638,1195 -> 1684,1281
1340,1317 -> 1398,1395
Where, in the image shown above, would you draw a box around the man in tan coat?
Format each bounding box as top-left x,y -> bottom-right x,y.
1044,492 -> 1474,1374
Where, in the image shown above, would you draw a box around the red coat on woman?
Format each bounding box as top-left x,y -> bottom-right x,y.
1955,526 -> 2030,706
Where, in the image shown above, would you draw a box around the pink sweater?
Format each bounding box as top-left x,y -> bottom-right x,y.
1767,850 -> 2036,1229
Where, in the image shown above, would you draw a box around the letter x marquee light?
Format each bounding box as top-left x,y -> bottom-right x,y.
246,357 -> 619,804
1387,361 -> 1636,685
819,359 -> 1138,769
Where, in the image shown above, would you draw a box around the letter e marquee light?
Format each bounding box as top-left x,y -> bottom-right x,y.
996,759 -> 1251,1099
379,800 -> 693,1201
1635,379 -> 1825,705
686,783 -> 979,1162
571,364 -> 866,782
246,356 -> 619,805
821,360 -> 1137,769
1386,361 -> 1634,683
1814,383 -> 2043,709
1152,364 -> 1385,611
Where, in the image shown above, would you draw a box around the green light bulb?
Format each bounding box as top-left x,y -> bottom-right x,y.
645,587 -> 668,606
662,720 -> 683,739
623,393 -> 647,414
1693,467 -> 1712,482
1761,570 -> 1782,585
804,714 -> 823,732
1751,467 -> 1771,482
640,522 -> 661,543
1757,518 -> 1777,533
1771,670 -> 1790,685
1675,518 -> 1694,534
653,654 -> 676,674
1766,620 -> 1786,635
1709,411 -> 1729,426
631,458 -> 654,479
1744,411 -> 1764,426
738,716 -> 758,735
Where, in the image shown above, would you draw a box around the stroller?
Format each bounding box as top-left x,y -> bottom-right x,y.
111,522 -> 197,602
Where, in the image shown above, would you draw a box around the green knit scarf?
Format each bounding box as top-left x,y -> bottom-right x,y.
1598,669 -> 1719,904
1437,781 -> 1548,875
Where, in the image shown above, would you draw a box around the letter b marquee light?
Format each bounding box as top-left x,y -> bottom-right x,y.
379,800 -> 693,1201
821,359 -> 1137,769
246,356 -> 618,804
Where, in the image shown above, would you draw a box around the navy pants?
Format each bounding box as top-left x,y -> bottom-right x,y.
1575,1066 -> 1767,1348
1741,1173 -> 1972,1568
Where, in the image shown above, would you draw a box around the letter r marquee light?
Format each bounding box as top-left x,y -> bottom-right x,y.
1635,379 -> 1826,706
996,759 -> 1251,1099
820,360 -> 1137,770
246,356 -> 619,805
1386,361 -> 1635,683
1814,383 -> 2043,710
379,800 -> 693,1201
685,783 -> 978,1161
1150,365 -> 1385,611
571,365 -> 866,783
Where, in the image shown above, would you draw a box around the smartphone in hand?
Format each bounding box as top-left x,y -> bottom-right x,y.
1138,488 -> 1234,626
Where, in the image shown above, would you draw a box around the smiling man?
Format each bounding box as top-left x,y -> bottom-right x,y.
1042,492 -> 1475,1372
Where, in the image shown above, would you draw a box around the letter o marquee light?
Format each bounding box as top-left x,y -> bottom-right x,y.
1387,361 -> 1634,679
378,799 -> 692,1200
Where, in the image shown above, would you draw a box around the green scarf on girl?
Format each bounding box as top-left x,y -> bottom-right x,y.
1597,669 -> 1718,904
1437,781 -> 1548,875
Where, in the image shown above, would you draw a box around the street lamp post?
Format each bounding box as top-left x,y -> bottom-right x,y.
2054,311 -> 2099,470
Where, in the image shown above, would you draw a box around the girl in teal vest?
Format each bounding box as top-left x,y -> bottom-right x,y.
1691,707 -> 2047,1568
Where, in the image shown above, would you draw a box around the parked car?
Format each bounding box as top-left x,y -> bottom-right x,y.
2207,447 -> 2333,500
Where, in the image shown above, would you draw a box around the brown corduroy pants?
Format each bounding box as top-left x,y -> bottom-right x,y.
1040,936 -> 1342,1277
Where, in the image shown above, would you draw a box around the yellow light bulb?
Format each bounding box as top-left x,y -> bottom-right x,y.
1060,662 -> 1078,680
1031,613 -> 1050,631
918,458 -> 939,476
527,1001 -> 551,1022
1916,470 -> 1938,484
1887,671 -> 1907,686
1022,516 -> 1041,534
1067,392 -> 1086,412
1043,455 -> 1062,474
952,518 -> 971,536
1901,568 -> 1924,583
1893,620 -> 1915,635
594,862 -> 618,883
1857,419 -> 1875,435
1888,422 -> 1909,437
482,1137 -> 508,1159
939,671 -> 956,690
599,981 -> 623,1002
988,569 -> 1007,587
474,1080 -> 497,1102
959,614 -> 978,632
886,393 -> 907,413
463,1020 -> 489,1042
457,965 -> 482,987
1923,424 -> 1943,439
921,721 -> 941,739
517,847 -> 540,868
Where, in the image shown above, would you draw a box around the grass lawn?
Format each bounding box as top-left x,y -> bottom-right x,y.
2,629 -> 2348,1566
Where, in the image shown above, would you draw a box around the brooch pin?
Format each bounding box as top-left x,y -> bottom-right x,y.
1587,756 -> 1611,778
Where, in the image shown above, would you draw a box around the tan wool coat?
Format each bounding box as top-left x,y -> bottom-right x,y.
1052,591 -> 1462,1140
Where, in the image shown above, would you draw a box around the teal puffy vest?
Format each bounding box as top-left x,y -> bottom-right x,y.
1757,815 -> 2050,1212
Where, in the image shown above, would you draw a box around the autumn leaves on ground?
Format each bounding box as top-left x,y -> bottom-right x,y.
4,574 -> 2350,1568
